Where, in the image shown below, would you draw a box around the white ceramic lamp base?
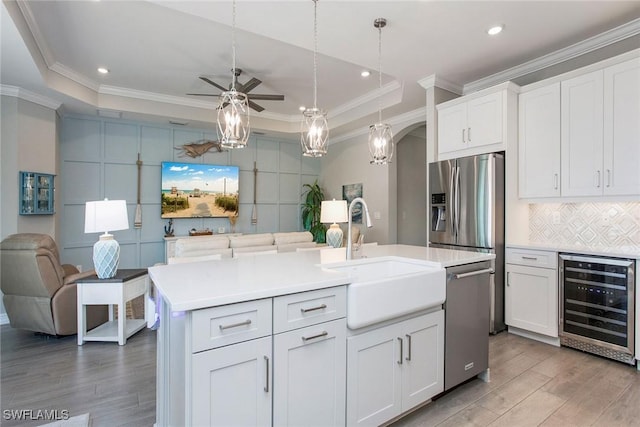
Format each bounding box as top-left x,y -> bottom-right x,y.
93,234 -> 120,279
326,223 -> 343,248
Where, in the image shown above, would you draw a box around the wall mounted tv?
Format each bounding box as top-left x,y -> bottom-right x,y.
161,162 -> 239,219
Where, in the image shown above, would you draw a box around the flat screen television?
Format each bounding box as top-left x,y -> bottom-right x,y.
161,162 -> 239,219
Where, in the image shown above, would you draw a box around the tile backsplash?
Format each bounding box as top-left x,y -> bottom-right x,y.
529,202 -> 640,249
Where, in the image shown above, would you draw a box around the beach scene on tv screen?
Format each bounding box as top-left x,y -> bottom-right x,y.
161,162 -> 239,218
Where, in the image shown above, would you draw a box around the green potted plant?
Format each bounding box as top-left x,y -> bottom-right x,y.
301,180 -> 326,243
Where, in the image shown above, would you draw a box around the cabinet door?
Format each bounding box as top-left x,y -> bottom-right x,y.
561,70 -> 604,197
518,83 -> 561,198
191,336 -> 272,427
346,322 -> 402,426
400,311 -> 444,411
505,264 -> 558,337
274,319 -> 346,427
603,58 -> 640,196
466,91 -> 503,148
437,103 -> 467,155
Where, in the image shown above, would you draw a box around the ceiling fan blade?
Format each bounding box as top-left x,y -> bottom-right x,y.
186,93 -> 220,96
248,100 -> 265,112
199,76 -> 228,92
241,78 -> 262,93
248,94 -> 285,101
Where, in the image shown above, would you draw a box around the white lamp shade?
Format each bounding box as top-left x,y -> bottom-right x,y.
84,199 -> 129,234
320,199 -> 348,224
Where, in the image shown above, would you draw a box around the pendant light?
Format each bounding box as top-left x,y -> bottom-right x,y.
368,18 -> 394,165
301,0 -> 328,157
217,0 -> 250,149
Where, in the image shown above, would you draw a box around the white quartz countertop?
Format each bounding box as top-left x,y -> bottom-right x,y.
506,243 -> 640,260
148,244 -> 495,312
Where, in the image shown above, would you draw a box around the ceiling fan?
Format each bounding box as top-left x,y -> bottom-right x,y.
187,69 -> 285,112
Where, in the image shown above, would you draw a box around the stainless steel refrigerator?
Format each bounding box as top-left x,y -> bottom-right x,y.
429,152 -> 505,334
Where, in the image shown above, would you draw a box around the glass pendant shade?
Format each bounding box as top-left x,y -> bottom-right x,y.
301,107 -> 328,157
368,122 -> 394,165
217,89 -> 250,149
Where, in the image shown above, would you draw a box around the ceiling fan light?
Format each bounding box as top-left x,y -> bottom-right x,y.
217,89 -> 250,149
368,123 -> 394,165
301,107 -> 328,157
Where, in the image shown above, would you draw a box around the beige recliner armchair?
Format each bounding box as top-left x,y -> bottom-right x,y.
0,233 -> 108,336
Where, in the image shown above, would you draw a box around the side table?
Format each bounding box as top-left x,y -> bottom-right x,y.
77,268 -> 149,345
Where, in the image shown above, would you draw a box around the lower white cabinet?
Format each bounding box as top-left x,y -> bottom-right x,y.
346,310 -> 444,427
273,318 -> 346,427
505,248 -> 558,338
192,336 -> 273,426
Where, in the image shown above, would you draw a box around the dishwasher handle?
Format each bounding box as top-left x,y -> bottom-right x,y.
452,268 -> 494,280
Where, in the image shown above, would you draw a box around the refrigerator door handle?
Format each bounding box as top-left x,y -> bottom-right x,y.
449,164 -> 456,240
455,165 -> 461,241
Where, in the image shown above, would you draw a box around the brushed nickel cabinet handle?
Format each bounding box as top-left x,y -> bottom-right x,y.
596,170 -> 601,188
300,304 -> 327,313
607,169 -> 611,187
462,128 -> 465,143
405,334 -> 412,361
522,256 -> 538,261
397,337 -> 404,365
507,271 -> 510,287
302,331 -> 328,342
554,173 -> 559,190
467,127 -> 471,142
264,355 -> 269,393
219,319 -> 252,330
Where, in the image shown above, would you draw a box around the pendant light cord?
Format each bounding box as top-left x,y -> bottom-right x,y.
377,22 -> 382,124
231,0 -> 237,91
313,0 -> 319,109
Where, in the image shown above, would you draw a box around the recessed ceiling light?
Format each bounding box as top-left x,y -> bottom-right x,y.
361,70 -> 371,78
97,67 -> 109,74
487,25 -> 504,36
299,106 -> 306,112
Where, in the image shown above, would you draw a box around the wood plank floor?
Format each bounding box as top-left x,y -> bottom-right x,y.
2,325 -> 639,426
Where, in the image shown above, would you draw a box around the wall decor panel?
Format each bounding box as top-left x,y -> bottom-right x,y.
256,139 -> 279,172
256,204 -> 278,233
279,142 -> 301,173
104,163 -> 137,201
279,204 -> 300,232
104,122 -> 138,162
141,126 -> 173,165
279,173 -> 300,203
60,118 -> 102,162
61,161 -> 101,204
257,172 -> 279,203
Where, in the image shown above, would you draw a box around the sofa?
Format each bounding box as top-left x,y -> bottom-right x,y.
173,231 -> 319,260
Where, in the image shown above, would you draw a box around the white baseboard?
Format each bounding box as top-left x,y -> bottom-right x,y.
508,326 -> 560,347
0,313 -> 9,325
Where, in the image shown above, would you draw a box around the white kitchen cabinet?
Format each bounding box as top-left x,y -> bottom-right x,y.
346,310 -> 444,427
518,83 -> 561,198
561,70 -> 605,197
273,318 -> 346,427
437,83 -> 518,160
505,248 -> 558,338
603,58 -> 640,196
191,336 -> 272,427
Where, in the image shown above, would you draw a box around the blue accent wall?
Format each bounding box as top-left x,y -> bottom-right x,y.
59,114 -> 320,268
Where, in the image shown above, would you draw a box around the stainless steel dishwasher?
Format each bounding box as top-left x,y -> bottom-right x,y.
444,260 -> 493,391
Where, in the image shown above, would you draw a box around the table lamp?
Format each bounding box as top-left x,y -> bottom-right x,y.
320,199 -> 348,248
84,199 -> 129,279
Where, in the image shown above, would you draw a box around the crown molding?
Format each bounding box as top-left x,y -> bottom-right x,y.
50,62 -> 100,92
464,17 -> 640,94
0,85 -> 61,110
15,0 -> 54,67
330,80 -> 402,118
417,75 -> 463,95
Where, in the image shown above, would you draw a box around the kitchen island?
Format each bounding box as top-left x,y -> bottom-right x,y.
149,244 -> 495,427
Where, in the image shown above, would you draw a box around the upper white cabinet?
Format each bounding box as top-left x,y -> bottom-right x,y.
561,70 -> 605,197
518,52 -> 640,199
518,83 -> 561,198
437,83 -> 518,160
603,59 -> 640,196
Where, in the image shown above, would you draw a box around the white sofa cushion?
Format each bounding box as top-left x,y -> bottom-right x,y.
175,236 -> 230,257
277,241 -> 317,253
229,233 -> 274,248
272,231 -> 313,245
232,245 -> 277,257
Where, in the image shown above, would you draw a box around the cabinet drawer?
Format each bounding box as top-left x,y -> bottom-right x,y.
273,286 -> 346,334
506,248 -> 557,269
191,298 -> 272,353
